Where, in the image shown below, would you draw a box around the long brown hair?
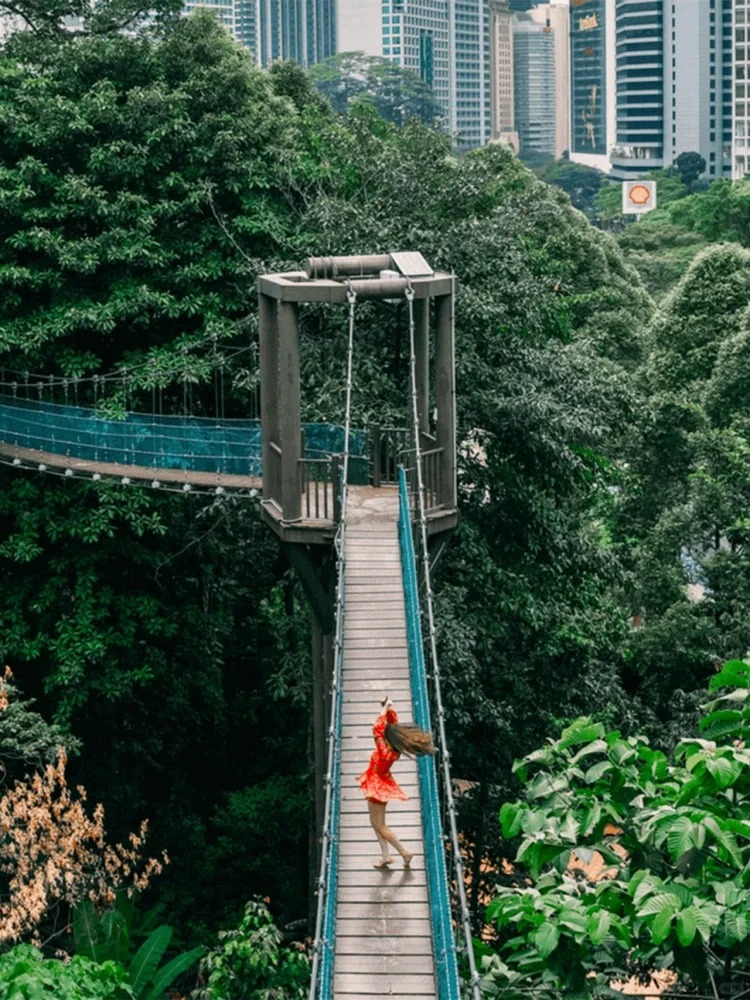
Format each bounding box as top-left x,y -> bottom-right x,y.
384,723 -> 436,757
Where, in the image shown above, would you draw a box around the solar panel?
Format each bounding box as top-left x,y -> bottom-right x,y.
390,251 -> 434,277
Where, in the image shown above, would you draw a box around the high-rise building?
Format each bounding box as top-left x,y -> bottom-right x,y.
489,0 -> 517,144
335,0 -> 492,148
231,0 -> 336,66
184,0 -> 235,37
529,3 -> 570,156
513,15 -> 557,157
722,0 -> 733,175
733,0 -> 750,176
569,0 -> 616,171
664,0 -> 729,180
610,0 -> 664,176
336,1 -> 451,123
610,0 -> 731,181
453,1 -> 491,147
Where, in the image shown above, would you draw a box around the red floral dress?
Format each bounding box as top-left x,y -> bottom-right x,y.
358,708 -> 408,804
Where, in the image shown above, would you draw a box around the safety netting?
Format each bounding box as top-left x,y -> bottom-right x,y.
0,395 -> 369,481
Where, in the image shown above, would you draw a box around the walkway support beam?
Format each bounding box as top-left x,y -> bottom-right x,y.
435,285 -> 457,512
278,301 -> 302,523
414,298 -> 430,435
259,293 -> 280,506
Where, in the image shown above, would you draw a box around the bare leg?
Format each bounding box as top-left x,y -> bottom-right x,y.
368,800 -> 393,867
369,801 -> 413,868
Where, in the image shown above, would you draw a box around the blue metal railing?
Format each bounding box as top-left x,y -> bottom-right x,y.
398,466 -> 461,1000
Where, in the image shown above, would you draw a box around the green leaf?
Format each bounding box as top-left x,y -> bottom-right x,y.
73,901 -> 105,963
704,817 -> 744,866
708,660 -> 750,690
143,946 -> 203,1000
569,739 -> 608,764
637,892 -> 680,918
675,907 -> 698,946
587,909 -> 611,946
584,760 -> 613,783
533,923 -> 559,959
128,925 -> 171,997
500,802 -> 524,839
723,909 -> 749,944
651,903 -> 677,945
705,755 -> 743,789
558,719 -> 605,752
558,905 -> 588,937
723,818 -> 750,840
630,872 -> 661,906
666,816 -> 695,860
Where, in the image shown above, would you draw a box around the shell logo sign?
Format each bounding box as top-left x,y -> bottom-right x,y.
622,180 -> 657,214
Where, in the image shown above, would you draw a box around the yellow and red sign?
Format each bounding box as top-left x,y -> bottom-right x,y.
622,180 -> 657,214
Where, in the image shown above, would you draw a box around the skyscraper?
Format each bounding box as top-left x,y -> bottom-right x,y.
610,0 -> 664,177
610,0 -> 732,181
452,0 -> 491,147
336,0 -> 493,148
569,0 -> 616,169
529,3 -> 570,156
489,0 -> 517,144
336,1 -> 451,121
733,0 -> 750,177
664,0 -> 730,180
514,15 -> 557,157
231,0 -> 336,66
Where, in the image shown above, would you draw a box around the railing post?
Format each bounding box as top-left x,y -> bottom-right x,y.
372,425 -> 381,487
332,456 -> 342,525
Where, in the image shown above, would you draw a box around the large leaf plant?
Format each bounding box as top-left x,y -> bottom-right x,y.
484,659 -> 750,998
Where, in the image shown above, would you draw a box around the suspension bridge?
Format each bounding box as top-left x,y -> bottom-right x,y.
0,253 -> 482,999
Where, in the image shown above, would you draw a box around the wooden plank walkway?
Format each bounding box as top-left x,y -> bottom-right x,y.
335,488 -> 436,999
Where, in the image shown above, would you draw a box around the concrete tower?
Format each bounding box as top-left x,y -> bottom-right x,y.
514,15 -> 557,158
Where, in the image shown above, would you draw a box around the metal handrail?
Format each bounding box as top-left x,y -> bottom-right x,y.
404,282 -> 482,999
398,466 -> 460,999
308,286 -> 357,1000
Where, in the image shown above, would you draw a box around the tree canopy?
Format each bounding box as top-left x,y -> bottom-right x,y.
4,6 -> 747,996
307,50 -> 441,126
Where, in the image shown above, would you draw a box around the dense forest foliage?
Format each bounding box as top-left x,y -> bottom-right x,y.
0,5 -> 748,997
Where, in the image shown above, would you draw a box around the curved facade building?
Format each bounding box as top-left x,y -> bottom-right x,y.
610,0 -> 664,176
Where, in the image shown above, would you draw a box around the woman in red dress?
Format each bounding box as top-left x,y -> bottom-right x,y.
358,697 -> 435,869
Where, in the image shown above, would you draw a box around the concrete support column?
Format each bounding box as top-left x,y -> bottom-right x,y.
278,301 -> 301,522
435,285 -> 457,511
414,298 -> 430,436
258,293 -> 280,504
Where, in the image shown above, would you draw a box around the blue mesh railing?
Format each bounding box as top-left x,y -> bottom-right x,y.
401,282 -> 482,999
398,466 -> 461,1000
0,394 -> 369,482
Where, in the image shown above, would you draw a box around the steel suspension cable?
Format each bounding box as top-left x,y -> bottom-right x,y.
309,286 -> 357,1000
405,282 -> 482,1000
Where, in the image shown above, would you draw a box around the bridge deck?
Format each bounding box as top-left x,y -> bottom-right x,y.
0,441 -> 261,491
335,489 -> 436,999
